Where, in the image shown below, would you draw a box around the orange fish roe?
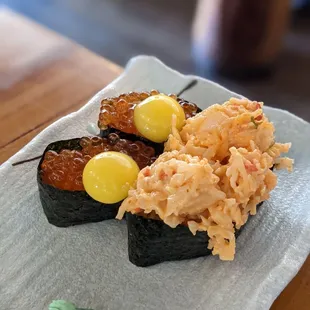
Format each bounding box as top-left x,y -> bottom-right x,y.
98,90 -> 200,134
40,134 -> 156,191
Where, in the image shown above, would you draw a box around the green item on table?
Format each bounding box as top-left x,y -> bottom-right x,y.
49,300 -> 76,310
48,299 -> 93,310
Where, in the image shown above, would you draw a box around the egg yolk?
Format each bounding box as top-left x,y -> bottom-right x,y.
82,151 -> 139,204
134,94 -> 185,143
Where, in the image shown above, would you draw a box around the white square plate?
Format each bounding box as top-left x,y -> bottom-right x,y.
1,56 -> 310,310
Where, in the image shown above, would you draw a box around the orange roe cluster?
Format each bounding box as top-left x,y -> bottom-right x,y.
41,134 -> 156,191
98,90 -> 200,134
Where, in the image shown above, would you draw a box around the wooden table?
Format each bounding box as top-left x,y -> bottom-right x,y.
0,7 -> 122,164
0,7 -> 309,309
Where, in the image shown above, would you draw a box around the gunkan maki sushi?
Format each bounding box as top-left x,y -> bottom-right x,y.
116,98 -> 293,266
37,134 -> 158,227
98,90 -> 201,150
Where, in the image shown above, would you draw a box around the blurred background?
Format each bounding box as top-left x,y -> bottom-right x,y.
2,0 -> 310,120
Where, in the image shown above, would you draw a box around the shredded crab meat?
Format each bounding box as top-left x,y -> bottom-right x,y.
117,98 -> 293,260
166,98 -> 277,162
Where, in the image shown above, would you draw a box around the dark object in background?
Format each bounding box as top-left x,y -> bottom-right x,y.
192,0 -> 290,80
293,0 -> 310,19
37,138 -> 122,227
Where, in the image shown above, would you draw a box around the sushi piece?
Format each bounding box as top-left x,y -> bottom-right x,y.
126,212 -> 250,267
117,98 -> 293,266
48,300 -> 93,310
98,90 -> 201,143
37,134 -> 157,227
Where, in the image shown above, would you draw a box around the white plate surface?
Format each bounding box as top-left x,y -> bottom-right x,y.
1,56 -> 310,310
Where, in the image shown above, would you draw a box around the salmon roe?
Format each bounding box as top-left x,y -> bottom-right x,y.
98,90 -> 200,134
40,134 -> 156,191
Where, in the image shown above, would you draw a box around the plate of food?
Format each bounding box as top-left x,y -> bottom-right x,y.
0,56 -> 309,310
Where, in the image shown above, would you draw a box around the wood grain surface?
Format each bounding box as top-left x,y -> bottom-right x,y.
0,8 -> 122,164
0,7 -> 309,309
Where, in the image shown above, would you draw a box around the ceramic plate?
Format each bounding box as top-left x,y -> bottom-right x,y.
1,56 -> 310,310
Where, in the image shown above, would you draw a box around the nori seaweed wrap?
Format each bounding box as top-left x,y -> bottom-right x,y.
126,206 -> 262,267
37,138 -> 118,227
37,135 -> 158,227
126,213 -> 211,267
